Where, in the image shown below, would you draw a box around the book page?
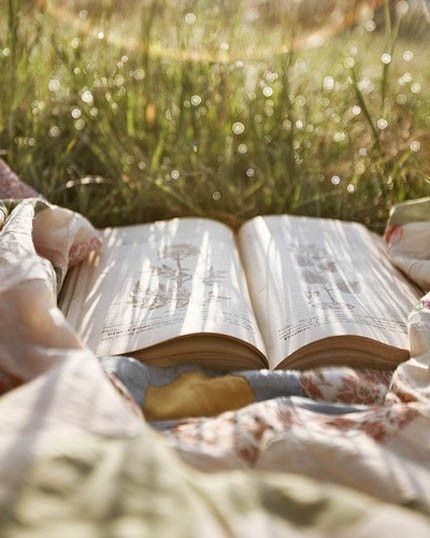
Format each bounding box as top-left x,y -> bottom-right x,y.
63,218 -> 266,357
238,215 -> 420,369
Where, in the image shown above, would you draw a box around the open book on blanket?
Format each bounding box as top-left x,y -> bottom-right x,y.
60,215 -> 420,371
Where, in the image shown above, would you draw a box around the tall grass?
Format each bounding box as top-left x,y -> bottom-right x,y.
0,1 -> 429,230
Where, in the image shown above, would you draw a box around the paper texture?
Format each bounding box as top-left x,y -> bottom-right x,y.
239,215 -> 420,368
63,218 -> 266,357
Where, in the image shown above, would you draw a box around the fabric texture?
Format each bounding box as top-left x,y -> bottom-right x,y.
0,158 -> 103,271
0,158 -> 39,199
0,195 -> 104,386
100,197 -> 430,509
0,165 -> 429,536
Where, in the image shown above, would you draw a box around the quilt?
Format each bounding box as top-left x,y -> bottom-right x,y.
0,158 -> 429,537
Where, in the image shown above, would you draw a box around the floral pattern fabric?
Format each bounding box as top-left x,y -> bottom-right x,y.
0,159 -> 102,271
0,166 -> 429,524
100,198 -> 430,508
0,158 -> 39,199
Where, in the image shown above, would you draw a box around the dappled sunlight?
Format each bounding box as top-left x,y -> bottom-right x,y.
1,2 -> 428,227
239,215 -> 420,367
0,3 -> 430,535
64,218 -> 266,363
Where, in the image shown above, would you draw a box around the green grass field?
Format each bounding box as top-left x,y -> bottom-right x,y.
0,1 -> 429,230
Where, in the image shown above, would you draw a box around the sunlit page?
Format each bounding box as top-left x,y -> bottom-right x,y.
68,218 -> 266,356
239,215 -> 420,369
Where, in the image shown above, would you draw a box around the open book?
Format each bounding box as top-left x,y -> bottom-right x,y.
60,215 -> 420,371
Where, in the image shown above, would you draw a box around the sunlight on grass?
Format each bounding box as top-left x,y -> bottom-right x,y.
0,0 -> 429,229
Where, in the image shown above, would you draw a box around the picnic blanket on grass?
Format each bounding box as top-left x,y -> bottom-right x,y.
0,158 -> 429,536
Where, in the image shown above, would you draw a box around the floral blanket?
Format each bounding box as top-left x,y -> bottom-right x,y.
0,158 -> 429,536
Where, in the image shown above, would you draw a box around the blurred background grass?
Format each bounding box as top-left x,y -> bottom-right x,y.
0,0 -> 429,230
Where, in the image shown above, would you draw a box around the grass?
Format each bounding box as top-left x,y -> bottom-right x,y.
0,0 -> 429,231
